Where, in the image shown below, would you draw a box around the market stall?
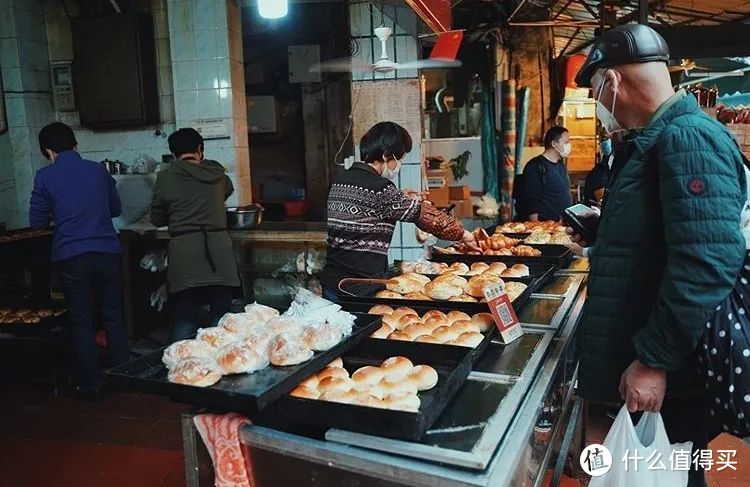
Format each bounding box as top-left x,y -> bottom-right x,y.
109,223 -> 587,487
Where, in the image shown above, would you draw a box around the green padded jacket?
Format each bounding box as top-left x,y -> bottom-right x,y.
579,93 -> 747,403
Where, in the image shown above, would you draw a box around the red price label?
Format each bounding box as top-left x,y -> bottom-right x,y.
484,283 -> 523,344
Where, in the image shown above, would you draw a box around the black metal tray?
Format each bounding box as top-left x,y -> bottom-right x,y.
432,244 -> 573,269
0,302 -> 67,337
106,314 -> 381,414
262,338 -> 474,441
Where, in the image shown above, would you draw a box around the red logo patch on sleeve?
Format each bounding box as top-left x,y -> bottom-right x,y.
688,178 -> 706,195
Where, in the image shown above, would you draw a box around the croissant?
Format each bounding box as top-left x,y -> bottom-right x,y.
512,245 -> 542,257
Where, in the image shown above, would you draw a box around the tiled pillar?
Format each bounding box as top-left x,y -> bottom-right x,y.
0,0 -> 55,229
167,0 -> 250,205
349,2 -> 424,262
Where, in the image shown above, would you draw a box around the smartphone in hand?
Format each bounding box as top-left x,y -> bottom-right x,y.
563,204 -> 600,244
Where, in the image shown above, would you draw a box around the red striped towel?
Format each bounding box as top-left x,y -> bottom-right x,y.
194,413 -> 254,487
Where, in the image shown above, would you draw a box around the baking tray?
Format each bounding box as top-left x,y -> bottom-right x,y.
262,338 -> 474,441
391,261 -> 556,278
106,314 -> 381,414
0,302 -> 67,336
432,244 -> 573,269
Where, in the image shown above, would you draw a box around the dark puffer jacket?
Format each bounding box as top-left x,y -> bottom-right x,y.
580,92 -> 747,403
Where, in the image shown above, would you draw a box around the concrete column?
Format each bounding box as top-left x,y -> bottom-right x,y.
167,0 -> 251,205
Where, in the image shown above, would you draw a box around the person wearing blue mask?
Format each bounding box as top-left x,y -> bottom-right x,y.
322,122 -> 479,301
582,137 -> 612,206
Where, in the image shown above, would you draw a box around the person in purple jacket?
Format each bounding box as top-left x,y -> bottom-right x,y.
29,122 -> 129,400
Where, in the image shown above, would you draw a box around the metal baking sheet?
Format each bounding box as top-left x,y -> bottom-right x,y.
264,338 -> 474,441
106,314 -> 380,414
432,244 -> 573,269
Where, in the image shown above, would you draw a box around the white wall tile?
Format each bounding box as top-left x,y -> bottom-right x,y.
174,90 -> 200,121
196,88 -> 223,119
168,0 -> 193,32
193,0 -> 218,31
170,31 -> 196,61
394,35 -> 417,79
195,29 -> 218,60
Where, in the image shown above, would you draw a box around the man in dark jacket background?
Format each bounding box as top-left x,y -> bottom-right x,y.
575,25 -> 746,485
30,122 -> 129,400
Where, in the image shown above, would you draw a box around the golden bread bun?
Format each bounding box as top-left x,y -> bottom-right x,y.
431,326 -> 460,343
328,357 -> 344,369
368,305 -> 394,315
383,391 -> 421,412
423,281 -> 463,300
243,303 -> 280,321
505,281 -> 528,300
471,313 -> 495,333
352,392 -> 385,408
403,291 -> 432,301
500,268 -> 523,278
484,263 -> 508,275
387,331 -> 412,341
216,343 -> 269,374
319,389 -> 357,404
380,356 -> 414,381
466,274 -> 504,298
302,323 -> 343,352
317,366 -> 349,381
393,307 -> 418,319
402,323 -> 434,340
370,322 -> 393,339
408,365 -> 439,390
422,316 -> 450,332
240,327 -> 275,354
266,316 -> 302,335
414,334 -> 441,344
449,293 -> 478,302
511,263 -> 530,276
318,376 -> 355,393
379,378 -> 419,396
396,314 -> 422,331
448,262 -> 470,275
352,366 -> 385,386
381,314 -> 401,329
386,274 -> 427,294
448,332 -> 484,348
299,374 -> 320,390
375,290 -> 403,299
162,339 -> 215,369
450,320 -> 481,335
421,310 -> 447,321
167,358 -> 222,387
446,311 -> 471,323
268,333 -> 314,366
290,386 -> 320,400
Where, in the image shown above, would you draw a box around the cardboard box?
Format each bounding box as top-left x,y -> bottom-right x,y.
427,186 -> 450,208
449,185 -> 471,201
450,199 -> 474,218
426,168 -> 453,188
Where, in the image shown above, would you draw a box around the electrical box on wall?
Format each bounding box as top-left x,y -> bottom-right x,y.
51,62 -> 75,112
288,45 -> 321,84
247,96 -> 278,133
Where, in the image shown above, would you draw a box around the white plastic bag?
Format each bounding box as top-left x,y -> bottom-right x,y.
588,406 -> 692,487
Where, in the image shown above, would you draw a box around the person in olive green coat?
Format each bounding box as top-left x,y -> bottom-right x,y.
151,128 -> 240,341
575,26 -> 746,486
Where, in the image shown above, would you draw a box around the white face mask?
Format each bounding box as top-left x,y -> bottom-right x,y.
555,142 -> 572,158
595,77 -> 624,136
381,158 -> 402,181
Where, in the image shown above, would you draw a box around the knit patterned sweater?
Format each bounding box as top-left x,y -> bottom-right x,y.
323,163 -> 464,290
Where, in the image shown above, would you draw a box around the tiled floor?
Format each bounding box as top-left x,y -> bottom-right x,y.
0,388 -> 189,487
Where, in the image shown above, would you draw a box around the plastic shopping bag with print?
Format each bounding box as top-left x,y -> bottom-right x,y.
588,406 -> 692,487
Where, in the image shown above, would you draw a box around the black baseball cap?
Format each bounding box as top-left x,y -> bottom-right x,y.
575,24 -> 670,88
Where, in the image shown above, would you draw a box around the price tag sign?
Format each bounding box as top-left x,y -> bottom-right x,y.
484,282 -> 523,344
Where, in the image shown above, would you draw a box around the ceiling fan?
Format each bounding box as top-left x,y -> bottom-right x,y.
310,25 -> 462,74
668,59 -> 709,74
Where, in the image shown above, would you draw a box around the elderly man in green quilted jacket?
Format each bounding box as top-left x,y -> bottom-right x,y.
575,25 -> 746,485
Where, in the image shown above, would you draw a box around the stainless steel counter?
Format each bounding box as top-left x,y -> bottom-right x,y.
236,272 -> 587,487
119,221 -> 328,243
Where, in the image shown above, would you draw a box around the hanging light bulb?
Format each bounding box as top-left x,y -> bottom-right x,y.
258,0 -> 288,19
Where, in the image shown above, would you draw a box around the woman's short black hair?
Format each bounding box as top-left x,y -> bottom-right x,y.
38,122 -> 77,158
168,128 -> 204,157
543,125 -> 569,149
360,122 -> 412,164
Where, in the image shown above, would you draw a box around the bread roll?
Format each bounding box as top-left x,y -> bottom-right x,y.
511,263 -> 530,277
383,392 -> 421,412
449,332 -> 484,348
466,262 -> 490,276
431,326 -> 460,343
352,392 -> 385,408
484,263 -> 507,276
368,305 -> 394,315
387,331 -> 412,341
449,293 -> 478,302
266,316 -> 302,336
328,357 -> 344,369
381,314 -> 401,329
268,333 -> 314,366
241,327 -> 275,354
299,374 -> 320,390
370,322 -> 393,339
471,313 -> 495,333
407,365 -> 439,390
386,274 -> 426,294
414,334 -> 441,344
433,273 -> 468,288
162,339 -> 214,369
403,291 -> 432,301
243,302 -> 280,321
216,343 -> 270,375
505,281 -> 528,301
500,268 -> 524,278
448,262 -> 470,275
446,311 -> 471,323
318,376 -> 355,393
351,366 -> 385,386
396,314 -> 422,331
196,327 -> 239,349
317,366 -> 349,381
167,358 -> 222,387
290,386 -> 319,400
319,389 -> 357,404
423,281 -> 463,301
422,316 -> 450,332
402,323 -> 433,340
378,378 -> 419,396
380,356 -> 414,381
392,307 -> 418,319
450,320 -> 481,335
421,310 -> 446,321
375,290 -> 403,299
302,323 -> 343,351
466,274 -> 504,298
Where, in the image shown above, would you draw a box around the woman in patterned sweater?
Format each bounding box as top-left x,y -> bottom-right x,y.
322,122 -> 479,300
